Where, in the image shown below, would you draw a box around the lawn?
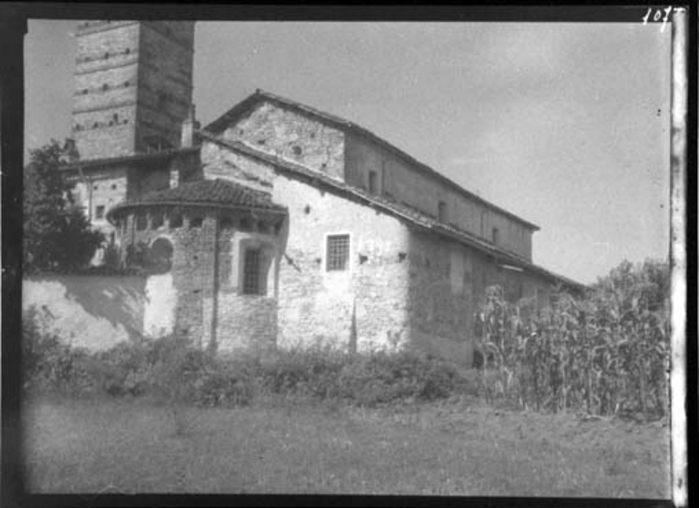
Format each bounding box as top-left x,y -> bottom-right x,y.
22,394 -> 671,497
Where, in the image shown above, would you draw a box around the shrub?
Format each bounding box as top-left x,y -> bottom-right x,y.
86,340 -> 150,396
192,361 -> 254,407
256,346 -> 345,399
22,308 -> 94,394
337,350 -> 471,406
23,311 -> 476,408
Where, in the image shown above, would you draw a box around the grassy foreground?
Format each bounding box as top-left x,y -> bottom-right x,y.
22,394 -> 671,497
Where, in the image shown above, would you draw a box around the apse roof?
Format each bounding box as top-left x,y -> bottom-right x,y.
107,178 -> 286,219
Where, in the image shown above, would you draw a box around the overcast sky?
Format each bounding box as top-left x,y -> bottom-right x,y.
24,20 -> 672,284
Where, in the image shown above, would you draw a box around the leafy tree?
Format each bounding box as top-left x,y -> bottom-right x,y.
23,140 -> 104,273
592,259 -> 670,315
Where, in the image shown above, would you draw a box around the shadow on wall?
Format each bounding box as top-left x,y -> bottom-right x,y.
406,232 -> 474,366
62,275 -> 146,335
23,275 -> 147,350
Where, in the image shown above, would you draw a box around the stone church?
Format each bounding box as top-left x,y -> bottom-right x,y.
60,20 -> 582,365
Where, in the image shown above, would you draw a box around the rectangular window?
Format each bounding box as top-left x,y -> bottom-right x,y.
190,216 -> 203,228
438,201 -> 447,223
95,205 -> 105,220
367,170 -> 377,195
326,234 -> 350,271
492,227 -> 500,245
243,248 -> 262,295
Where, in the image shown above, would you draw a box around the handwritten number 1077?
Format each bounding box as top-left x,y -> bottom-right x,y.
642,6 -> 673,31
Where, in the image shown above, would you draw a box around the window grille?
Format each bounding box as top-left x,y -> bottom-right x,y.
326,234 -> 350,271
243,248 -> 263,295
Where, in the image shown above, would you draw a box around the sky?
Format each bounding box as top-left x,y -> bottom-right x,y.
24,19 -> 672,284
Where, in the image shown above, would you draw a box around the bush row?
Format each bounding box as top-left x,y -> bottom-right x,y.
22,313 -> 477,408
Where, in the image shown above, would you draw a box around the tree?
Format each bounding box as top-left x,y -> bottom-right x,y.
592,259 -> 670,315
23,140 -> 104,273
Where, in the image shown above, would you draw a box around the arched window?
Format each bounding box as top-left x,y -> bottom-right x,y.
148,238 -> 174,274
237,239 -> 276,297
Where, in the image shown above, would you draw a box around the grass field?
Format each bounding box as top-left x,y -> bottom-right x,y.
22,394 -> 671,497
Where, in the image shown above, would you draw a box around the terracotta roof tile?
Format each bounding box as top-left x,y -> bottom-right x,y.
107,178 -> 286,219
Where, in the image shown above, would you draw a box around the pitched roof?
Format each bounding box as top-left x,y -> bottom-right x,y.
204,89 -> 540,232
198,130 -> 585,290
106,178 -> 286,220
59,147 -> 200,171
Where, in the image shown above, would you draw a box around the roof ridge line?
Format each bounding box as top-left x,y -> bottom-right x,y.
204,89 -> 540,231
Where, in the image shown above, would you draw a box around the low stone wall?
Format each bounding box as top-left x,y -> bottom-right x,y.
22,275 -> 147,351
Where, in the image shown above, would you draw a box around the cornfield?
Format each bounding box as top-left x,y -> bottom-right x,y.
478,260 -> 670,419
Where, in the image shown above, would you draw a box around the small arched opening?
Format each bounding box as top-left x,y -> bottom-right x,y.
148,237 -> 174,274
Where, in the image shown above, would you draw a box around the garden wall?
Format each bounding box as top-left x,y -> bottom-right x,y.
22,275 -> 148,351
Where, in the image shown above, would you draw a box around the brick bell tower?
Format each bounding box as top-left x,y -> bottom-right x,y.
71,20 -> 195,160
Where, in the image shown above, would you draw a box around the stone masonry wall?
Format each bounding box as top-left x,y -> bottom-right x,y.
119,206 -> 281,351
222,101 -> 345,180
73,22 -> 141,159
71,165 -> 129,238
344,132 -> 535,261
135,22 -> 194,152
199,137 -> 545,363
214,227 -> 281,353
121,209 -> 215,346
72,21 -> 194,159
405,230 -> 555,365
200,142 -> 276,192
406,230 -> 474,365
271,174 -> 412,353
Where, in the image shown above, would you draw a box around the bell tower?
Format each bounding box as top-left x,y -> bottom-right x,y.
71,20 -> 195,161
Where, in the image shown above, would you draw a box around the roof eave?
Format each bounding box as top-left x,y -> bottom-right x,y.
199,131 -> 582,289
106,200 -> 286,224
58,147 -> 201,172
